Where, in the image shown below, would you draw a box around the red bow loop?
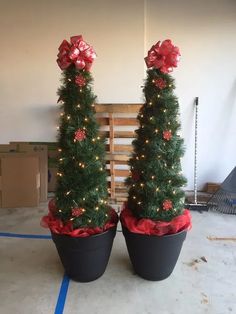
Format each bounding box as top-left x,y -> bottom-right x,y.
145,39 -> 180,73
57,35 -> 96,71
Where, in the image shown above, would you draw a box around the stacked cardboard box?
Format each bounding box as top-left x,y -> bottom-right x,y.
0,143 -> 48,207
11,141 -> 58,192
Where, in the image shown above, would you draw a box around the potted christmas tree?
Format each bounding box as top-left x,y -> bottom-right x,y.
41,35 -> 118,282
120,39 -> 191,281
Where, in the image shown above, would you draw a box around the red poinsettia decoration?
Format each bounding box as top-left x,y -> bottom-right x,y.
57,35 -> 96,71
132,171 -> 140,181
163,200 -> 173,211
163,130 -> 172,141
75,75 -> 86,87
154,78 -> 167,89
74,129 -> 86,141
72,207 -> 84,217
145,39 -> 180,73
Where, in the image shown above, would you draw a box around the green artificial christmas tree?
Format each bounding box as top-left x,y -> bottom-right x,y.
126,39 -> 187,223
53,35 -> 110,229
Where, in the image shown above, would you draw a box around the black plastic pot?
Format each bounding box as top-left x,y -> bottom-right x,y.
51,225 -> 117,282
122,225 -> 187,281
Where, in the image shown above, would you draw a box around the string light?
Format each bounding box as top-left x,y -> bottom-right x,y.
57,172 -> 63,177
141,154 -> 145,158
168,122 -> 171,125
157,94 -> 160,98
169,84 -> 172,87
70,217 -> 75,221
88,219 -> 92,223
68,78 -> 71,82
100,167 -> 103,171
155,129 -> 159,133
58,148 -> 62,152
149,116 -> 153,121
83,197 -> 86,201
132,184 -> 135,187
91,104 -> 95,107
156,187 -> 159,191
140,183 -> 144,187
92,138 -> 95,142
138,201 -> 141,205
173,190 -> 176,194
80,89 -> 82,93
145,140 -> 149,144
157,155 -> 161,159
77,104 -> 81,108
136,156 -> 139,160
60,113 -> 64,116
59,158 -> 63,162
140,114 -> 144,118
84,117 -> 88,122
163,109 -> 167,113
97,136 -> 100,140
105,214 -> 108,217
149,101 -> 152,105
67,115 -> 71,120
95,207 -> 99,210
96,188 -> 98,191
59,210 -> 62,213
151,175 -> 155,179
156,208 -> 160,212
168,180 -> 172,183
66,191 -> 71,195
133,196 -> 136,199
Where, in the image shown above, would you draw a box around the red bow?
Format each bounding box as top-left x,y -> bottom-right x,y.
145,39 -> 180,73
57,35 -> 96,71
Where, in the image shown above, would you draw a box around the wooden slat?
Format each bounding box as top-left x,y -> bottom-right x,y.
114,131 -> 135,138
106,154 -> 130,161
114,118 -> 139,126
95,104 -> 142,113
97,117 -> 109,125
106,145 -> 133,153
114,145 -> 133,152
115,169 -> 130,177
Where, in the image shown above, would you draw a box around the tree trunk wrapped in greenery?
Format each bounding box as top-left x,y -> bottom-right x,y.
42,36 -> 117,235
122,39 -> 191,235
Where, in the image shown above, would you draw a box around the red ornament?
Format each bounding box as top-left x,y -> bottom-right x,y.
163,130 -> 172,141
145,39 -> 180,73
72,207 -> 84,217
75,75 -> 86,87
163,200 -> 173,211
154,78 -> 167,89
57,35 -> 96,71
132,171 -> 140,181
74,129 -> 86,141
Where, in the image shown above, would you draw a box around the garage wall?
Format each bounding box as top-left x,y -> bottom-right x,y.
0,0 -> 236,190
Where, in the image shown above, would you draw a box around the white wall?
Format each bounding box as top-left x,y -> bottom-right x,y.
0,0 -> 236,190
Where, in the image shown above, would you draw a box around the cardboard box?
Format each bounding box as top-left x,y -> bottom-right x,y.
205,182 -> 220,194
11,141 -> 58,192
0,154 -> 40,208
14,144 -> 48,202
0,144 -> 17,153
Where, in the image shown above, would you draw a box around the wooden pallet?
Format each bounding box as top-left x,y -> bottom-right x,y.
95,104 -> 141,204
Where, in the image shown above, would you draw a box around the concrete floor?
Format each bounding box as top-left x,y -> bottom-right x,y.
0,203 -> 236,314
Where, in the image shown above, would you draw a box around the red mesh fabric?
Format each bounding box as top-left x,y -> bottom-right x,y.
120,203 -> 192,236
41,199 -> 118,237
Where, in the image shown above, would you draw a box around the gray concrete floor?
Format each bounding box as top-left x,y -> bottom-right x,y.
0,202 -> 236,314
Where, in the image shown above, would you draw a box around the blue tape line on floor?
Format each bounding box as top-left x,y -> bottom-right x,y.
0,232 -> 51,239
55,274 -> 70,314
